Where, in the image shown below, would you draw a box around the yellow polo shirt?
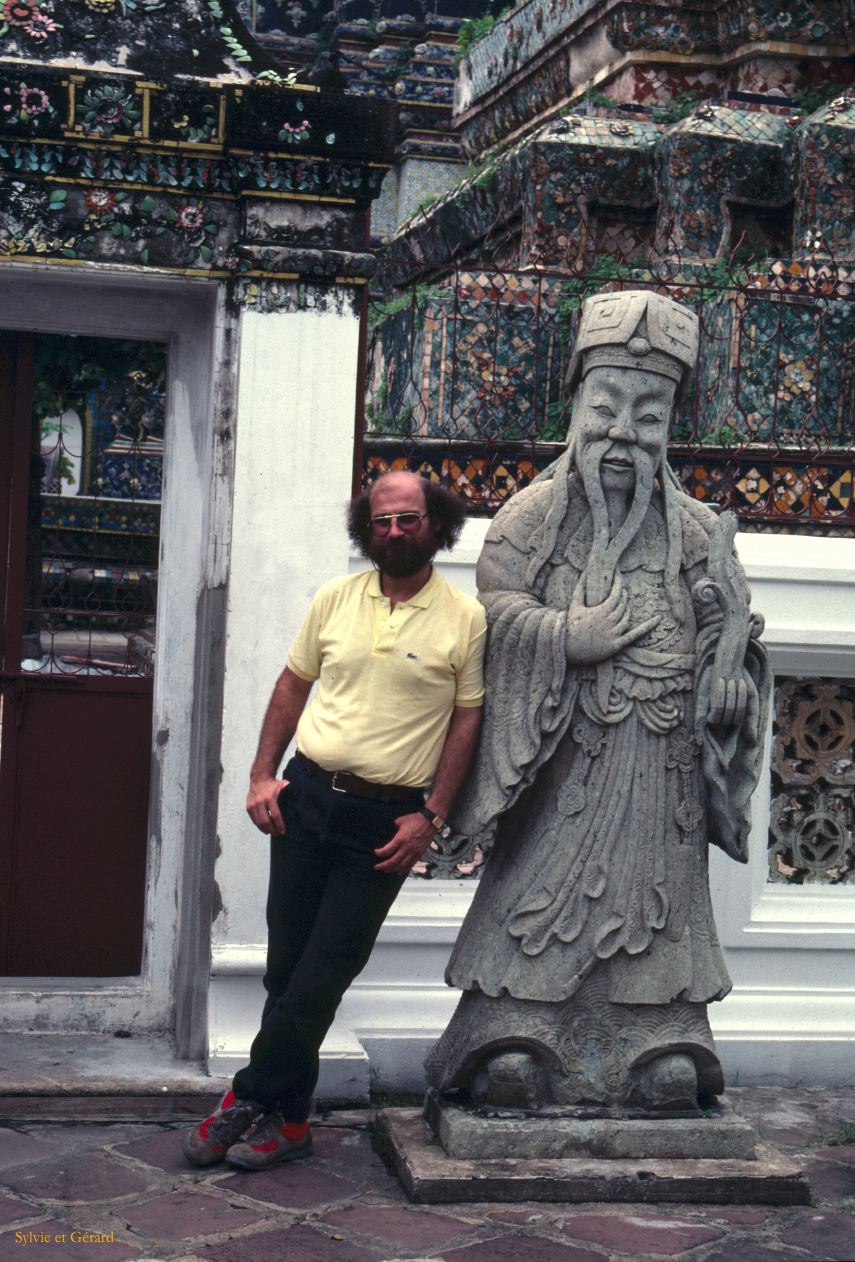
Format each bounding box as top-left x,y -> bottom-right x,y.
288,568 -> 486,788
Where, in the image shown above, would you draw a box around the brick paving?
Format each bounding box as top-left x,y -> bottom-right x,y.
0,1088 -> 852,1261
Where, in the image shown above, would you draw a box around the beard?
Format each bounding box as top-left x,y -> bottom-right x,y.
366,533 -> 437,578
576,436 -> 656,605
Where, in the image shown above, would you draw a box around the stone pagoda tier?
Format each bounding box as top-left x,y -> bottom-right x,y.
0,0 -> 397,286
363,0 -> 854,530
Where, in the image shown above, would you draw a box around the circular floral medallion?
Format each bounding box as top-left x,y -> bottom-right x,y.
19,84 -> 50,114
25,13 -> 57,38
2,0 -> 38,24
85,188 -> 117,215
176,204 -> 205,231
77,83 -> 141,136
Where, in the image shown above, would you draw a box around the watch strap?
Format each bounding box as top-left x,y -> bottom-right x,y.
420,805 -> 447,831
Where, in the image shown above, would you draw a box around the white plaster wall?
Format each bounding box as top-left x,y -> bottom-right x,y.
209,518 -> 855,1093
213,304 -> 361,956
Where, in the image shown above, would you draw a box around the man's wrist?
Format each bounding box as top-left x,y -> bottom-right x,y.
420,805 -> 447,832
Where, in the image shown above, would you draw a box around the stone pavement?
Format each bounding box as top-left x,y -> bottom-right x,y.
0,1088 -> 852,1262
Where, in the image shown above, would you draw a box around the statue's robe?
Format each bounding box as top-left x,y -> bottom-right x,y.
427,465 -> 769,1105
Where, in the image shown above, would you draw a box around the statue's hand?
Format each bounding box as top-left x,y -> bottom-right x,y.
565,578 -> 659,666
707,673 -> 749,728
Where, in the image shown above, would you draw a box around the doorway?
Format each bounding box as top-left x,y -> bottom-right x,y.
0,331 -> 167,976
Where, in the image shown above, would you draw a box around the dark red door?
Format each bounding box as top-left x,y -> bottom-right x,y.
0,332 -> 165,976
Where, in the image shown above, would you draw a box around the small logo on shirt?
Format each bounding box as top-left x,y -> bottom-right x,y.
406,652 -> 419,660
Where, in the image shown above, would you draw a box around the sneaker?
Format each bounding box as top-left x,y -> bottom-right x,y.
182,1090 -> 264,1167
224,1112 -> 313,1171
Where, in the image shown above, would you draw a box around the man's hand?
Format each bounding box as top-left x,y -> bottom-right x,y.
246,776 -> 290,836
374,811 -> 436,875
566,578 -> 658,666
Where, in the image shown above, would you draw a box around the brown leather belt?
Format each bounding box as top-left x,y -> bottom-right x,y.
295,752 -> 424,804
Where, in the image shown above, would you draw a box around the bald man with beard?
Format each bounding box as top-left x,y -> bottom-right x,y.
184,472 -> 485,1171
426,291 -> 769,1114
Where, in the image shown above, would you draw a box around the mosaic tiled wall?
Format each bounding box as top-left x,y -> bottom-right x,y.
769,678 -> 855,885
697,291 -> 855,448
366,259 -> 855,525
367,271 -> 569,444
372,157 -> 467,239
395,159 -> 467,233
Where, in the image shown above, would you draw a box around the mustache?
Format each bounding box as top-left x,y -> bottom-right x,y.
578,438 -> 656,605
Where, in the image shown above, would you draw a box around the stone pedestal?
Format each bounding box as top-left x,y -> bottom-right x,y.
377,1098 -> 811,1206
424,1087 -> 757,1162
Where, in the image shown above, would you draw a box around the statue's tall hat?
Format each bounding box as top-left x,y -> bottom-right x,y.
567,290 -> 699,401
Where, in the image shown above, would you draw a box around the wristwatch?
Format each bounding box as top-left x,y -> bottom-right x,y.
420,805 -> 447,832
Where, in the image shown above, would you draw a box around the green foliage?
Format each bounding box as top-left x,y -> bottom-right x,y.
367,284 -> 452,328
456,13 -> 496,60
825,1122 -> 855,1147
669,419 -> 693,441
32,335 -> 166,425
681,257 -> 766,306
558,254 -> 634,316
699,423 -> 744,447
254,68 -> 299,87
793,83 -> 844,116
542,398 -> 572,442
652,89 -> 705,125
584,89 -> 621,110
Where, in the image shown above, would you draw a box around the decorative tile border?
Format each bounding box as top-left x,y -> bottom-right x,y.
361,439 -> 855,529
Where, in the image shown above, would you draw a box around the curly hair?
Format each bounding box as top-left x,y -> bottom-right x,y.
347,477 -> 467,554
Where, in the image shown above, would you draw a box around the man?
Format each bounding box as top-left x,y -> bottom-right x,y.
184,471 -> 485,1169
426,290 -> 769,1112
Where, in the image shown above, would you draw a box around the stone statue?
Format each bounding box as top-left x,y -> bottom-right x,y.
426,290 -> 770,1113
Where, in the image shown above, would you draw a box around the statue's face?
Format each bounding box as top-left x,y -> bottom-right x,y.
574,365 -> 676,492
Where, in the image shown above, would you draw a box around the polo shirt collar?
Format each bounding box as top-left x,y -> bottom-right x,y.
366,566 -> 440,608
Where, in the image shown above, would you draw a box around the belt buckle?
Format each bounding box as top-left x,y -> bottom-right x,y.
330,771 -> 347,794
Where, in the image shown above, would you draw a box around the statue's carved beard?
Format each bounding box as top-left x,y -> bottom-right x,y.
577,437 -> 656,606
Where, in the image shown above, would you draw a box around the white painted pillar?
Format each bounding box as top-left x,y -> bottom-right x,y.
209,296 -> 363,1087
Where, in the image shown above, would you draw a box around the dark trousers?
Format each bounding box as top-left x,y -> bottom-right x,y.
232,754 -> 417,1120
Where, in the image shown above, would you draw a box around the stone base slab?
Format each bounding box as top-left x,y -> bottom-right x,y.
424,1089 -> 757,1161
376,1108 -> 811,1205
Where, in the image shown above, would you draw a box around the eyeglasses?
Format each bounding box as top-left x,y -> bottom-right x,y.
369,512 -> 429,535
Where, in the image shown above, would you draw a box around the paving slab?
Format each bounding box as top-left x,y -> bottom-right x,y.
377,1109 -> 812,1205
216,1162 -> 360,1209
1,1152 -> 155,1202
201,1221 -> 381,1261
560,1211 -> 725,1254
440,1238 -> 609,1261
120,1189 -> 267,1241
0,1190 -> 43,1226
703,1246 -> 807,1262
113,1126 -> 211,1176
779,1210 -> 855,1260
0,1126 -> 56,1170
322,1202 -> 481,1248
800,1154 -> 855,1199
814,1142 -> 855,1165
